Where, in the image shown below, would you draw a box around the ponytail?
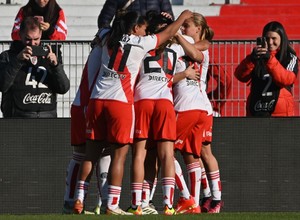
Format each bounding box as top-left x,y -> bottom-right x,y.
108,11 -> 147,49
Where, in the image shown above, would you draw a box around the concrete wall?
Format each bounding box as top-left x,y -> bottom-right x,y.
0,117 -> 299,213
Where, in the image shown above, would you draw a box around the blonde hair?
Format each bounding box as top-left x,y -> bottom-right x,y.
191,12 -> 214,41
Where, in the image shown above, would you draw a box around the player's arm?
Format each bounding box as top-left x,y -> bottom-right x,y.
175,33 -> 204,63
156,10 -> 193,46
194,40 -> 210,51
173,65 -> 199,83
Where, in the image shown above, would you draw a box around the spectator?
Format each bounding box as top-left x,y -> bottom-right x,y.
207,62 -> 232,117
0,17 -> 70,118
97,0 -> 174,29
11,0 -> 67,40
234,21 -> 298,116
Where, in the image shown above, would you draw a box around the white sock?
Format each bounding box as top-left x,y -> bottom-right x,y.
201,167 -> 211,198
107,185 -> 122,210
64,152 -> 85,202
162,177 -> 175,207
131,182 -> 143,207
208,170 -> 222,200
187,162 -> 201,206
174,159 -> 190,199
96,155 -> 111,207
75,180 -> 89,203
141,180 -> 151,208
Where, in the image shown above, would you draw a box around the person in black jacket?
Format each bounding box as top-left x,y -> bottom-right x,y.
0,16 -> 70,118
98,0 -> 174,29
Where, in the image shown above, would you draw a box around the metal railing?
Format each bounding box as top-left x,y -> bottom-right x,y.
210,40 -> 300,116
1,40 -> 300,117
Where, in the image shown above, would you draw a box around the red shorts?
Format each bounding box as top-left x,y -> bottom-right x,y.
202,114 -> 213,144
86,99 -> 134,144
134,99 -> 176,141
71,105 -> 86,146
175,110 -> 207,157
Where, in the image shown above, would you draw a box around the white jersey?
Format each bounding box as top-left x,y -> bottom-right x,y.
134,41 -> 187,102
73,29 -> 110,107
90,34 -> 158,104
173,49 -> 212,114
198,49 -> 213,115
72,46 -> 103,107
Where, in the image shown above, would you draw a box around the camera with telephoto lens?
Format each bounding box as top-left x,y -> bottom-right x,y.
31,45 -> 49,56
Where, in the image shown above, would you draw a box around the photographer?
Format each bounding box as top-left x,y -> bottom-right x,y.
0,16 -> 70,118
234,21 -> 298,116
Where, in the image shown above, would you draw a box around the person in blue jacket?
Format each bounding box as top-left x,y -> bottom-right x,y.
98,0 -> 174,29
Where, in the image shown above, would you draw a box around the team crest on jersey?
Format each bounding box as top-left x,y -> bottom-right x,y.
30,56 -> 38,65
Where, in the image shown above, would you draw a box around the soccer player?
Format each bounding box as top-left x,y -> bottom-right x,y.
128,11 -> 200,215
73,9 -> 193,215
63,29 -> 111,214
173,12 -> 223,213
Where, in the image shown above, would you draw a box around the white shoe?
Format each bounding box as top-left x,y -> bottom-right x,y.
106,206 -> 134,215
93,205 -> 100,215
83,210 -> 95,215
142,205 -> 158,215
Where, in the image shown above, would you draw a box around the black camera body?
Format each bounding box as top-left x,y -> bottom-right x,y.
31,45 -> 49,56
256,37 -> 266,47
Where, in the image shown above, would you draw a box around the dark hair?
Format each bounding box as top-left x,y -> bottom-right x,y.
262,21 -> 296,67
20,16 -> 41,34
107,11 -> 147,49
22,0 -> 61,27
146,10 -> 173,34
144,10 -> 174,55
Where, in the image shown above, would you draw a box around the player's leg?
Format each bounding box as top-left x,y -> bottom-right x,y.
63,105 -> 86,214
101,100 -> 134,215
126,139 -> 147,215
201,115 -> 223,213
182,111 -> 208,213
157,140 -> 176,215
141,146 -> 159,214
106,144 -> 133,215
73,99 -> 107,214
127,100 -> 154,215
174,156 -> 197,214
201,142 -> 223,213
63,145 -> 85,214
173,111 -> 195,214
153,100 -> 176,215
174,110 -> 206,214
94,147 -> 111,214
73,140 -> 105,214
199,157 -> 212,212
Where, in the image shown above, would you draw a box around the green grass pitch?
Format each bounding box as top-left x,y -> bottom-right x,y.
1,213 -> 300,220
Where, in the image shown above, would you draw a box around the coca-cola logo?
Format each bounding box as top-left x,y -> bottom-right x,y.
23,93 -> 52,104
254,99 -> 275,111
